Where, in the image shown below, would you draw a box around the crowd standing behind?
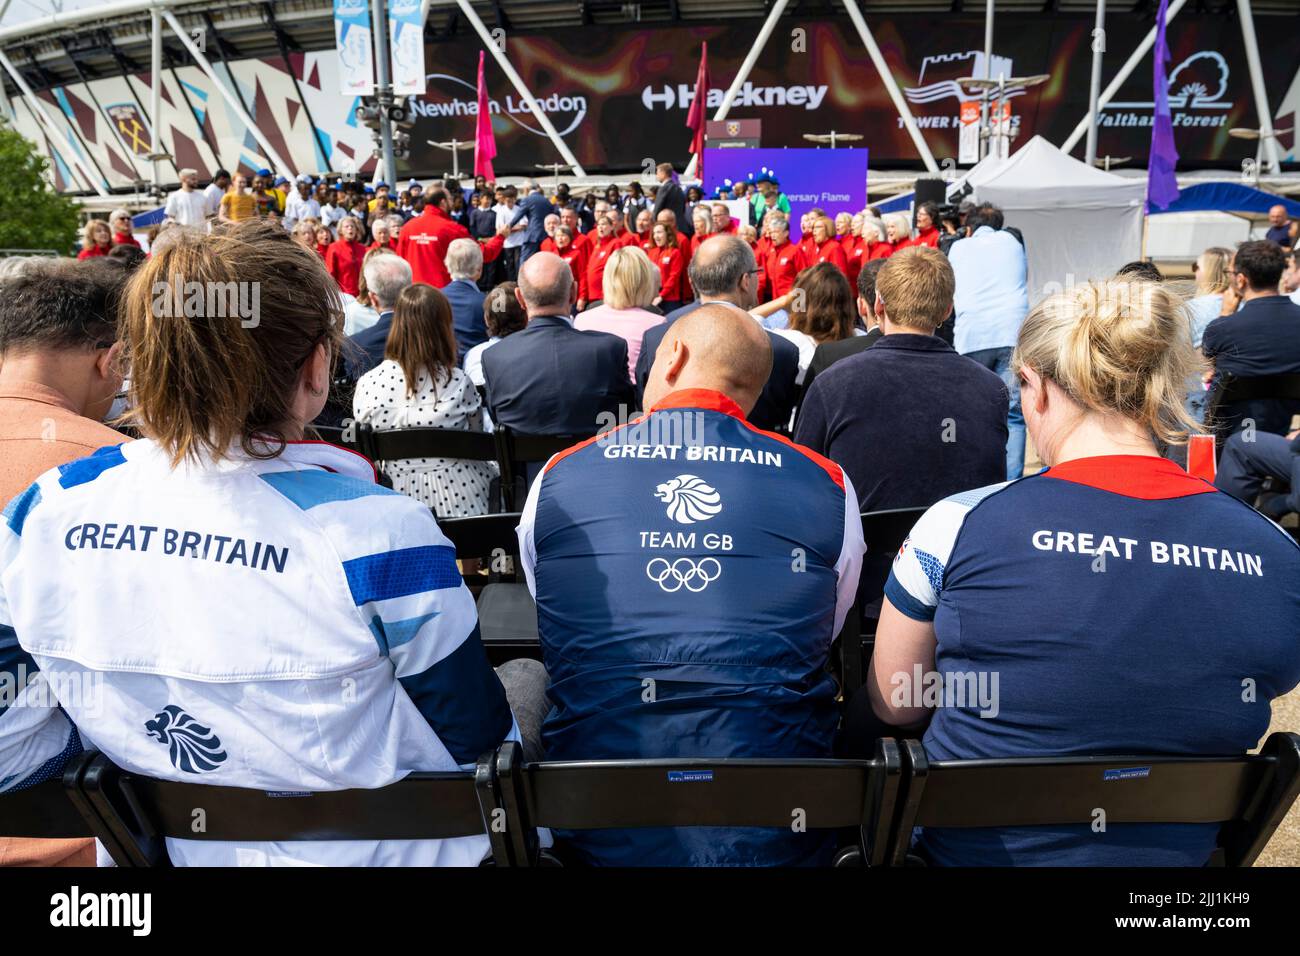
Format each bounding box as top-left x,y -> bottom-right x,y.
2,164 -> 1298,868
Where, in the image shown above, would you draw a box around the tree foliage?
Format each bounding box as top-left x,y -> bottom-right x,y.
0,122 -> 81,255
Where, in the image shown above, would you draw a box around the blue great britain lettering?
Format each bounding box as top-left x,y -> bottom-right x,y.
62,522 -> 289,573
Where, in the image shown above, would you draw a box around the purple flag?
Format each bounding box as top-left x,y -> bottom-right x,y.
1147,0 -> 1180,210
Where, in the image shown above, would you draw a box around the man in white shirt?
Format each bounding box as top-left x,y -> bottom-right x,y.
947,204 -> 1030,479
164,168 -> 212,228
284,175 -> 321,230
202,169 -> 230,220
495,184 -> 525,281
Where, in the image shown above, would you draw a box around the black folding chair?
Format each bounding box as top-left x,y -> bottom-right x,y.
841,507 -> 928,698
1205,372 -> 1300,454
75,752 -> 510,867
367,426 -> 504,511
887,732 -> 1300,867
493,737 -> 903,867
437,513 -> 540,662
495,427 -> 584,510
309,423 -> 370,457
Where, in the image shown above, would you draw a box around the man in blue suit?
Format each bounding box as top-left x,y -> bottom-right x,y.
1203,240 -> 1300,438
343,254 -> 412,379
443,238 -> 488,364
482,252 -> 634,438
508,182 -> 556,266
636,235 -> 799,431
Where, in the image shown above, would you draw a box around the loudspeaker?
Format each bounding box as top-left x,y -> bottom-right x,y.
913,178 -> 946,226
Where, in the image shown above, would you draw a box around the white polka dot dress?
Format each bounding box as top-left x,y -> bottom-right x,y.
352,360 -> 498,518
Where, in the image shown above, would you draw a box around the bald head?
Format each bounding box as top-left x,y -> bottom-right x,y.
517,251 -> 574,316
643,303 -> 772,415
1269,204 -> 1288,227
689,234 -> 757,307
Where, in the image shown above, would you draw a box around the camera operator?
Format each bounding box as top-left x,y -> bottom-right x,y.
946,202 -> 1030,479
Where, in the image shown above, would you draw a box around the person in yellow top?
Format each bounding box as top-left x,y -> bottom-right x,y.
219,174 -> 258,222
367,182 -> 392,213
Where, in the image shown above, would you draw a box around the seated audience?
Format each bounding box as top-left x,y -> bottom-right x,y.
798,258 -> 886,401
1216,427 -> 1300,520
1115,260 -> 1164,283
1185,246 -> 1232,424
637,234 -> 800,431
517,303 -> 865,865
443,238 -> 489,363
353,283 -> 496,517
865,278 -> 1300,866
796,247 -> 1007,602
0,221 -> 523,866
482,252 -> 633,437
771,262 -> 861,383
345,252 -> 412,378
1202,239 -> 1300,438
0,258 -> 127,867
575,246 -> 664,381
465,281 -> 528,389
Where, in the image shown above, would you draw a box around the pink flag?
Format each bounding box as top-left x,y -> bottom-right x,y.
686,42 -> 709,180
474,51 -> 496,181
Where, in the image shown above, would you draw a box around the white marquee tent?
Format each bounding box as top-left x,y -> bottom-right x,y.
965,136 -> 1146,303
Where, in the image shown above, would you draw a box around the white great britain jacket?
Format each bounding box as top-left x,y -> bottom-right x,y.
0,438 -> 519,866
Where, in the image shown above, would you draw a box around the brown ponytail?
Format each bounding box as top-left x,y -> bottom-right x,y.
119,220 -> 345,466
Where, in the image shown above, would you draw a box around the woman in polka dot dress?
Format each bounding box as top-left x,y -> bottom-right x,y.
353,283 -> 496,517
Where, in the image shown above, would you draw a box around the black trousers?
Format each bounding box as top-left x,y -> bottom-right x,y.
1215,430 -> 1300,516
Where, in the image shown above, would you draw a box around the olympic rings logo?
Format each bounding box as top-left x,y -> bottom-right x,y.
645,557 -> 722,593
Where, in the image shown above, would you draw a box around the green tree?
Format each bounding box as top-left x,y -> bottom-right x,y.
0,121 -> 81,255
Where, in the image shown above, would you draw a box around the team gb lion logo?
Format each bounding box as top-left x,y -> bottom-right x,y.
655,475 -> 723,525
145,705 -> 228,774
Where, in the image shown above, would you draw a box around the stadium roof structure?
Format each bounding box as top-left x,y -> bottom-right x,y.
2,0 -> 1298,97
0,0 -> 1295,201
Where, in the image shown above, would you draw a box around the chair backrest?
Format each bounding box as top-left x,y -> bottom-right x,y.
0,766 -> 95,839
366,425 -> 500,464
310,423 -> 369,456
438,513 -> 523,564
860,506 -> 929,558
889,732 -> 1300,867
76,752 -> 507,867
495,426 -> 585,510
493,738 -> 902,867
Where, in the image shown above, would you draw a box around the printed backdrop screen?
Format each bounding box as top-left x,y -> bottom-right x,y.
703,148 -> 868,242
403,13 -> 1300,175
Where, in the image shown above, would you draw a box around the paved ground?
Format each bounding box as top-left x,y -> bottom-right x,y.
1255,689 -> 1299,866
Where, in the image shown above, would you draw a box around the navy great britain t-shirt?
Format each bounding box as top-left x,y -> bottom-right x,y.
885,454 -> 1300,866
518,388 -> 864,866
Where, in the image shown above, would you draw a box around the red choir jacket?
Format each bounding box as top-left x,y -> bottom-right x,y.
765,239 -> 806,301
653,245 -> 686,302
325,239 -> 368,296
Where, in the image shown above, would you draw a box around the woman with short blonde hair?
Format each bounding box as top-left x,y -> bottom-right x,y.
864,276 -> 1300,867
575,245 -> 664,380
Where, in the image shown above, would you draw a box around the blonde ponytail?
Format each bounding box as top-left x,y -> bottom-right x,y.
1014,279 -> 1203,446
